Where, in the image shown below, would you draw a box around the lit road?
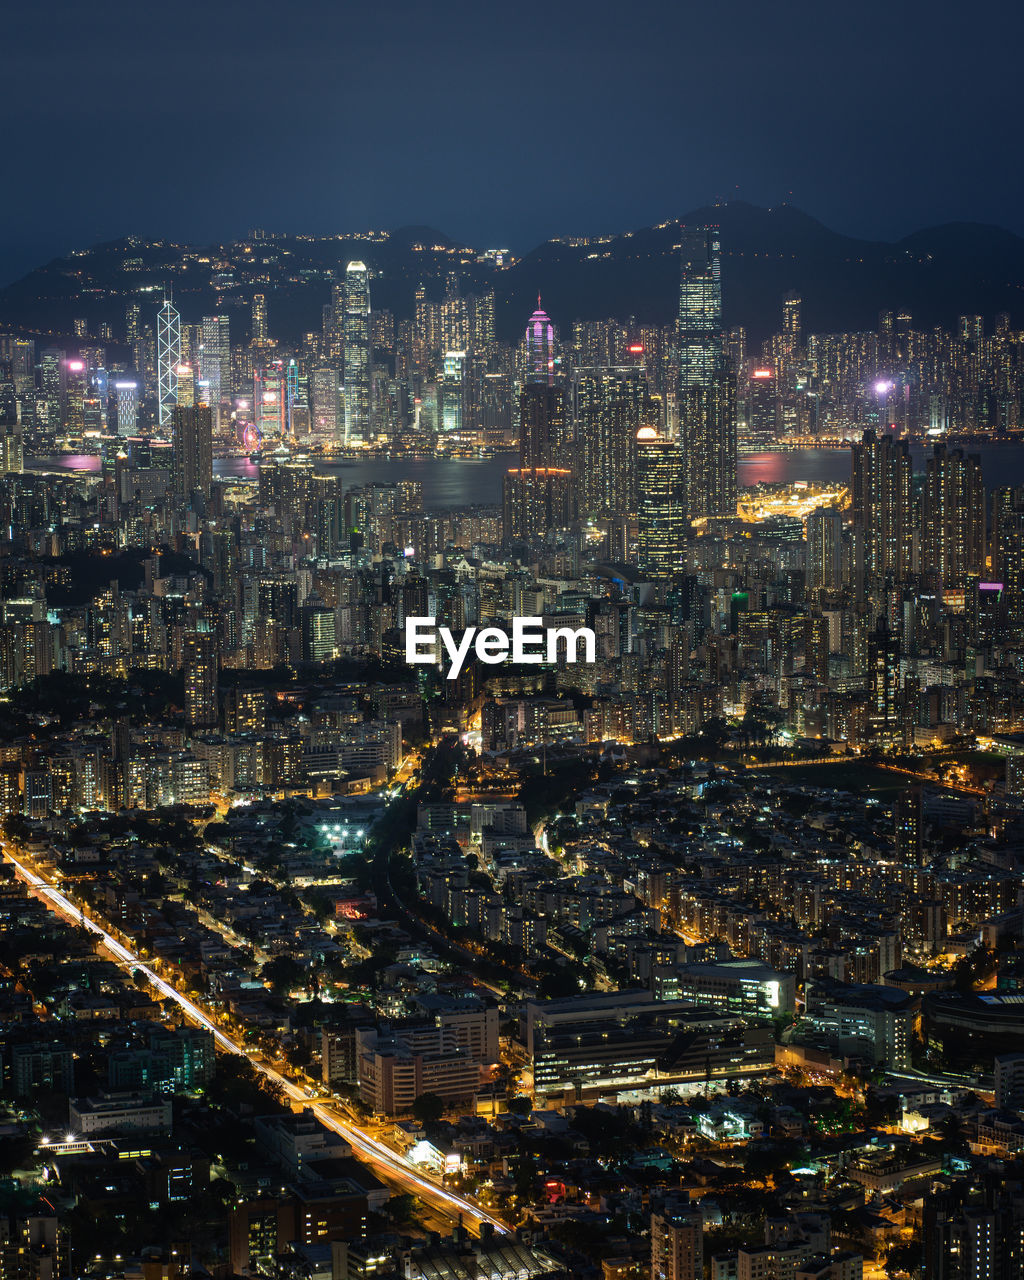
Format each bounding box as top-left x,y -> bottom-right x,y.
3,847 -> 509,1238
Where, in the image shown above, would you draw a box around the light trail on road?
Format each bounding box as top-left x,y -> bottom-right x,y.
4,848 -> 509,1237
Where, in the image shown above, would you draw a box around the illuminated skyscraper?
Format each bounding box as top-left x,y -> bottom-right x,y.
741,368 -> 779,451
343,261 -> 372,443
525,301 -> 556,386
39,348 -> 64,436
156,294 -> 181,429
677,227 -> 736,519
867,617 -> 900,744
64,358 -> 87,440
637,428 -> 687,578
183,629 -> 218,729
172,404 -> 213,504
678,228 -> 722,387
572,366 -> 658,516
519,383 -> 565,471
254,362 -> 287,443
441,351 -> 466,433
175,362 -> 195,408
921,443 -> 985,590
200,314 -> 230,411
502,467 -> 573,541
851,428 -> 913,594
991,486 -> 1024,624
805,506 -> 843,594
114,381 -> 138,437
310,365 -> 342,444
251,293 -> 269,347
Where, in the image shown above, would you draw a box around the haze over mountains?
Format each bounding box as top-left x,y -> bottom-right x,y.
2,202 -> 1023,346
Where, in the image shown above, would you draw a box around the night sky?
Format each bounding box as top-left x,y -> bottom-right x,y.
2,0 -> 1020,285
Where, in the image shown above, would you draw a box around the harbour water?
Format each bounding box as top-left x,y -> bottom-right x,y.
27,444 -> 1024,510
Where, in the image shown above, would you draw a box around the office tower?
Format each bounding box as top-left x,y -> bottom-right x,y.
176,361 -> 195,408
310,365 -> 342,445
0,336 -> 35,397
156,294 -> 181,429
502,467 -> 573,541
806,507 -> 843,593
637,428 -> 687,578
254,362 -> 287,442
183,630 -> 218,729
343,261 -> 372,443
742,368 -> 780,450
251,293 -> 269,347
851,428 -> 913,594
677,227 -> 736,519
441,351 -> 466,433
651,1204 -> 703,1280
867,618 -> 900,744
921,443 -> 985,590
525,301 -> 556,386
64,358 -> 87,440
114,381 -> 138,437
171,404 -> 213,503
200,315 -> 231,410
572,366 -> 658,516
39,348 -> 64,437
677,227 -> 723,388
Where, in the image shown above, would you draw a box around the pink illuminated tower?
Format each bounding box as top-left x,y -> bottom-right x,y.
525,295 -> 556,386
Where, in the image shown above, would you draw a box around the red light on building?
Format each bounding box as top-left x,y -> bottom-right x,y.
627,343 -> 644,354
752,369 -> 773,379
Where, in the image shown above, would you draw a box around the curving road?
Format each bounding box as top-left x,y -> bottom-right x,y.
3,847 -> 508,1238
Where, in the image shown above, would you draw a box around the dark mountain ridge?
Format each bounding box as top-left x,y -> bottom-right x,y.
2,203 -> 1023,347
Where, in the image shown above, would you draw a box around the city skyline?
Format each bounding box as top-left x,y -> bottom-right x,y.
5,6 -> 1024,1276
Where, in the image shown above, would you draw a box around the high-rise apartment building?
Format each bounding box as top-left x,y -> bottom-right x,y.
806,508 -> 844,594
183,630 -> 218,729
637,428 -> 687,578
652,1203 -> 703,1280
921,443 -> 985,590
519,383 -> 565,471
851,428 -> 913,596
572,366 -> 658,516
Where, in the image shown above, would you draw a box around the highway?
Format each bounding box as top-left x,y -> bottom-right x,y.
3,847 -> 509,1238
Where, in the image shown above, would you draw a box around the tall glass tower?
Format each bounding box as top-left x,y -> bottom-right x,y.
525,301 -> 556,386
157,294 -> 181,430
200,315 -> 230,412
343,261 -> 371,443
677,228 -> 722,387
677,227 -> 736,520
